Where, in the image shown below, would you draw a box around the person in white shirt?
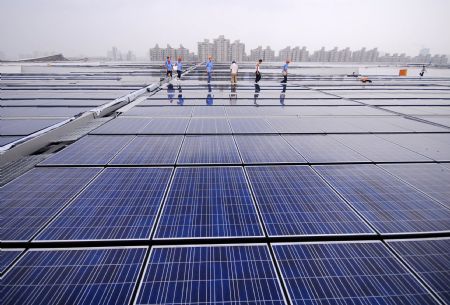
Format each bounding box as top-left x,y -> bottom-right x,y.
230,61 -> 238,84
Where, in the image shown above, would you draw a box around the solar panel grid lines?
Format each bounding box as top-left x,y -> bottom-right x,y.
177,135 -> 242,165
134,244 -> 288,305
313,164 -> 450,234
245,165 -> 376,237
153,166 -> 265,239
378,163 -> 450,209
109,135 -> 183,165
228,117 -> 277,134
1,167 -> 103,242
331,134 -> 432,163
235,135 -> 307,164
386,237 -> 450,304
1,246 -> 148,305
139,117 -> 191,134
89,117 -> 152,135
0,249 -> 24,276
282,134 -> 370,163
39,135 -> 135,166
34,167 -> 173,242
186,117 -> 232,134
272,241 -> 441,305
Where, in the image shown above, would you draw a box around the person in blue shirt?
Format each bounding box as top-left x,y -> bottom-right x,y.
165,56 -> 173,79
281,60 -> 290,83
176,57 -> 183,79
206,56 -> 214,83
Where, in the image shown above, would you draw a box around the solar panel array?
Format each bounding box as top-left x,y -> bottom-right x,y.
3,62 -> 450,305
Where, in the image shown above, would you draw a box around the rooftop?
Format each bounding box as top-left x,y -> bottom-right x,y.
1,61 -> 450,305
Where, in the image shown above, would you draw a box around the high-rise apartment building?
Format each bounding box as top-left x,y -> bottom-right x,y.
213,35 -> 231,62
230,40 -> 246,62
198,39 -> 214,62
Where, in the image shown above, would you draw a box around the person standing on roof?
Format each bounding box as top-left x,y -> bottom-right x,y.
206,56 -> 214,83
281,60 -> 290,83
255,59 -> 262,83
165,56 -> 173,79
177,57 -> 183,79
230,60 -> 238,85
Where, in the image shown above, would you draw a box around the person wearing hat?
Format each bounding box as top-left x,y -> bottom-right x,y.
230,60 -> 238,85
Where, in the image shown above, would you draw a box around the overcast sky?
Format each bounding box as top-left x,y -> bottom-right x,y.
1,0 -> 449,59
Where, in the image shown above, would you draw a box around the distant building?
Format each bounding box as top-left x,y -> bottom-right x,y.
230,40 -> 246,62
125,51 -> 136,61
291,46 -> 309,62
278,46 -> 291,61
213,35 -> 231,62
198,39 -> 214,62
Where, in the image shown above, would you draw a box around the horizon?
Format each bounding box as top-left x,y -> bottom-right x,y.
1,0 -> 450,59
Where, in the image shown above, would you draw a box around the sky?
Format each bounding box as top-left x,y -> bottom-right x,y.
1,0 -> 450,59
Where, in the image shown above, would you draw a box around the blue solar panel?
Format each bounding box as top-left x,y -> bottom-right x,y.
273,241 -> 439,305
109,135 -> 183,165
135,245 -> 286,305
314,164 -> 450,234
283,135 -> 370,163
387,238 -> 450,304
1,249 -> 23,275
246,166 -> 374,236
40,135 -> 134,165
154,167 -> 264,239
36,168 -> 172,241
191,106 -> 226,116
228,118 -> 277,133
124,106 -> 193,117
1,167 -> 101,241
186,118 -> 232,134
265,117 -> 325,133
379,134 -> 450,161
380,163 -> 450,208
332,134 -> 431,162
2,247 -> 147,305
140,117 -> 190,134
177,135 -> 241,164
90,118 -> 151,134
1,118 -> 62,136
235,135 -> 306,164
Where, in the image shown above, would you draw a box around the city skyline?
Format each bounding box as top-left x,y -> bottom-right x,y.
1,0 -> 450,60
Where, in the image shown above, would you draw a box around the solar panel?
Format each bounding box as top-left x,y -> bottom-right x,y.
124,106 -> 193,117
1,167 -> 101,241
332,134 -> 431,162
265,117 -> 325,133
380,163 -> 450,208
272,241 -> 439,305
2,247 -> 147,305
283,135 -> 369,163
186,118 -> 232,134
314,164 -> 450,234
387,238 -> 450,304
0,118 -> 62,136
90,117 -> 151,134
419,116 -> 450,127
109,135 -> 182,165
1,249 -> 23,275
154,167 -> 264,239
36,168 -> 172,241
40,135 -> 134,165
135,245 -> 286,305
0,136 -> 22,146
379,134 -> 450,161
177,135 -> 241,164
191,106 -> 226,116
235,135 -> 306,164
0,107 -> 91,118
246,166 -> 374,236
228,118 -> 277,133
139,117 -> 190,134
